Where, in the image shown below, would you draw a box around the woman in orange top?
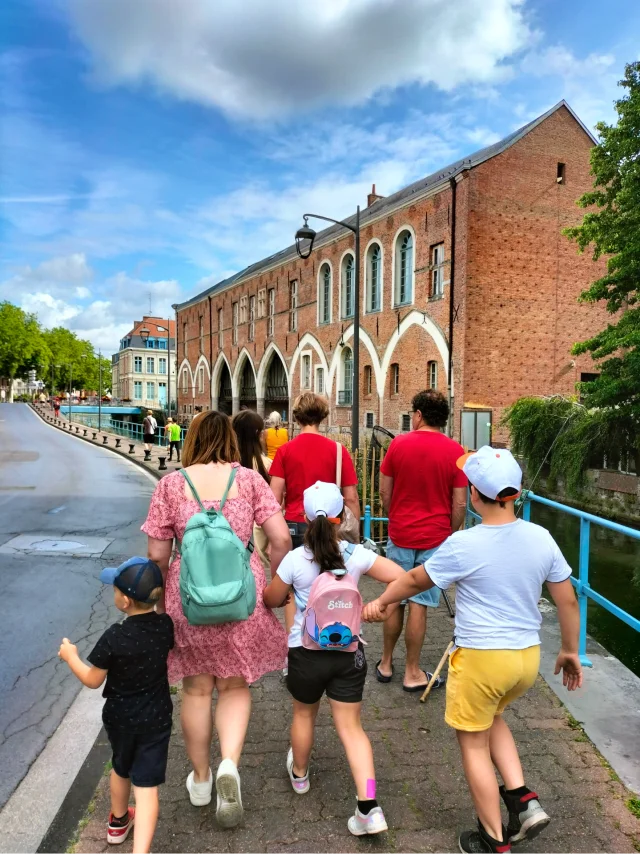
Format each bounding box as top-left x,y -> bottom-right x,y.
265,411 -> 289,460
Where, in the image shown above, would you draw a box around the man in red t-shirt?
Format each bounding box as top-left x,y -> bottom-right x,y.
378,389 -> 467,692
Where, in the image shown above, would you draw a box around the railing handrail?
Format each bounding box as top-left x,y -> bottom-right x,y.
362,491 -> 640,670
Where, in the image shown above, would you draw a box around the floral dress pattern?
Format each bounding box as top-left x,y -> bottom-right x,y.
141,464 -> 287,685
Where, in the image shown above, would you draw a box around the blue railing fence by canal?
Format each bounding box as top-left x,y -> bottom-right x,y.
66,413 -> 184,447
362,492 -> 640,668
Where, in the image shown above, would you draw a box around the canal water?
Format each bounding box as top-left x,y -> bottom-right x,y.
531,503 -> 640,677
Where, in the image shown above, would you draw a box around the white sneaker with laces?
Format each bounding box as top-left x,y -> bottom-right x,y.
286,748 -> 310,794
216,758 -> 243,828
347,805 -> 388,836
186,769 -> 213,806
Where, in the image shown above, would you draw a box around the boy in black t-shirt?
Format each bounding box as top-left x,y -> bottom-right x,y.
59,557 -> 174,853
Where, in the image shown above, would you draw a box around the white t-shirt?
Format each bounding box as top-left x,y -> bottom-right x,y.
277,542 -> 377,648
424,519 -> 572,650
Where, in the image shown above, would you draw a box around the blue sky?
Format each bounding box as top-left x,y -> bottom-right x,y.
1,0 -> 639,355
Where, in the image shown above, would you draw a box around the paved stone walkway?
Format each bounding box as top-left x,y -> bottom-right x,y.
32,406 -> 640,853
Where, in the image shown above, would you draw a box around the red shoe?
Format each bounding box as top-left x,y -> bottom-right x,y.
107,807 -> 135,844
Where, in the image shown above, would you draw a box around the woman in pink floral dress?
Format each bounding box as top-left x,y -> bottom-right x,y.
143,411 -> 291,828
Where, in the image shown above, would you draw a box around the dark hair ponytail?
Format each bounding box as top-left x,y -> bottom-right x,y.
303,515 -> 346,575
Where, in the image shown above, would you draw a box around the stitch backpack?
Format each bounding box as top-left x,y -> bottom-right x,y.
178,467 -> 256,626
302,544 -> 362,652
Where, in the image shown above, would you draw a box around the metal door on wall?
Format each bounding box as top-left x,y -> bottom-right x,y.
461,410 -> 492,450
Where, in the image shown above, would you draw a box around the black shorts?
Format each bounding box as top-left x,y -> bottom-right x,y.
287,643 -> 367,705
106,726 -> 171,787
143,433 -> 155,444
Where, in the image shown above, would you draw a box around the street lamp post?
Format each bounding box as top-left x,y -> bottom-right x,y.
98,349 -> 102,432
156,324 -> 171,418
295,206 -> 361,451
66,356 -> 86,420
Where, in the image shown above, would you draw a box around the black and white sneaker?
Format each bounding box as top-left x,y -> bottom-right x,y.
459,822 -> 511,853
500,786 -> 550,845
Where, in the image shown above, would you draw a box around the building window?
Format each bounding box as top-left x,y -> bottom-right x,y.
401,413 -> 411,432
268,288 -> 275,337
341,254 -> 355,319
339,347 -> 353,405
461,411 -> 492,450
391,363 -> 399,395
315,366 -> 325,394
428,360 -> 438,389
232,302 -> 238,345
258,288 -> 266,319
158,382 -> 167,406
218,307 -> 224,348
249,295 -> 256,342
146,357 -> 155,373
394,230 -> 414,306
319,263 -> 331,324
557,162 -> 566,184
301,354 -> 311,389
146,382 -> 155,400
199,317 -> 204,354
183,322 -> 187,358
182,370 -> 188,394
133,381 -> 142,400
159,357 -> 167,375
289,280 -> 298,332
431,243 -> 445,297
134,356 -> 142,373
364,365 -> 372,395
366,243 -> 382,312
239,295 -> 248,324
366,412 -> 374,429
198,366 -> 204,394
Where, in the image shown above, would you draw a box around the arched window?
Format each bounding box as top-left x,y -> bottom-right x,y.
366,243 -> 382,312
428,360 -> 438,390
341,254 -> 355,319
339,346 -> 353,405
394,230 -> 414,306
319,263 -> 331,324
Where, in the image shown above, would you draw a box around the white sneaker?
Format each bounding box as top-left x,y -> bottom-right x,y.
186,769 -> 212,806
348,805 -> 388,836
286,747 -> 310,794
216,758 -> 243,828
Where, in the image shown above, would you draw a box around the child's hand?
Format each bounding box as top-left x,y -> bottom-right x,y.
363,599 -> 388,622
58,638 -> 78,662
554,651 -> 583,691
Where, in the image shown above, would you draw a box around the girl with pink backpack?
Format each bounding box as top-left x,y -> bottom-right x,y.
263,481 -> 404,836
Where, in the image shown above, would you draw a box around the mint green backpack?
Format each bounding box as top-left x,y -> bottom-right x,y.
178,468 -> 256,626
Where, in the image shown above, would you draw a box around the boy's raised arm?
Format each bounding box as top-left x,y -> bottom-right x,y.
58,638 -> 107,689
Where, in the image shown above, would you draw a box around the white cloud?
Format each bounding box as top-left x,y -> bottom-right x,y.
67,0 -> 532,118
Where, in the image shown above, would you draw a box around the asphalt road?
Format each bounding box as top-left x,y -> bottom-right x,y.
0,405 -> 156,808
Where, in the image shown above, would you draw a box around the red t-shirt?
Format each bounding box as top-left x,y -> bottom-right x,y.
380,429 -> 467,550
270,433 -> 358,523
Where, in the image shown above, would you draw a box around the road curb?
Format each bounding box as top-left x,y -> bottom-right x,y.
29,405 -> 165,482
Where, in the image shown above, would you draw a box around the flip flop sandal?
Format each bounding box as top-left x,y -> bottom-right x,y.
375,660 -> 393,683
403,670 -> 445,693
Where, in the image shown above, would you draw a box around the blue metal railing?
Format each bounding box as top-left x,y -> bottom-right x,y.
363,493 -> 640,668
67,414 -> 184,447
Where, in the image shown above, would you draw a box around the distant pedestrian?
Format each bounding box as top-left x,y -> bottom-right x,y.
265,411 -> 289,460
142,411 -> 291,829
377,390 -> 467,692
58,557 -> 174,854
364,447 -> 583,853
143,410 -> 157,451
232,410 -> 273,573
53,399 -> 60,418
165,418 -> 182,462
263,482 -> 405,836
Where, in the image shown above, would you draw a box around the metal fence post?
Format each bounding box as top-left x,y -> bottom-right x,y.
364,504 -> 371,540
578,517 -> 593,667
522,493 -> 531,521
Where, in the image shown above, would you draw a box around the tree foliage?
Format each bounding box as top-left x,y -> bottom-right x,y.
0,302 -> 51,399
564,62 -> 640,424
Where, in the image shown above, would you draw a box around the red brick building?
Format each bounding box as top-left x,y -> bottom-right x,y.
174,101 -> 606,447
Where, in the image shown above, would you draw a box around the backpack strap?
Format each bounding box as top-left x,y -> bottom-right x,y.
343,543 -> 356,560
219,466 -> 237,512
179,469 -> 207,513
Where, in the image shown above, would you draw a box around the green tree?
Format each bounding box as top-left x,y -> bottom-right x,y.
0,302 -> 50,401
564,61 -> 640,438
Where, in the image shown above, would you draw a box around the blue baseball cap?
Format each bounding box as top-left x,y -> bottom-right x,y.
100,556 -> 164,603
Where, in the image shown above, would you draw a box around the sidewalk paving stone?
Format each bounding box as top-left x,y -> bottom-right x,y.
32,407 -> 640,853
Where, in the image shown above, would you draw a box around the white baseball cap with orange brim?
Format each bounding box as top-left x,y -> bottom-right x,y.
457,445 -> 523,501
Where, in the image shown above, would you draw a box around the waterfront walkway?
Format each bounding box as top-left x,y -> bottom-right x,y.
31,405 -> 640,853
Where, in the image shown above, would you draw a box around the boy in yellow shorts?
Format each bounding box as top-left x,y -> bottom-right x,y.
364,446 -> 583,853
